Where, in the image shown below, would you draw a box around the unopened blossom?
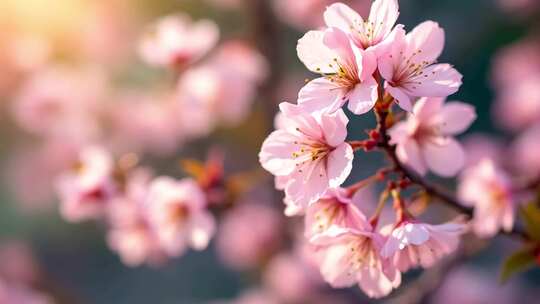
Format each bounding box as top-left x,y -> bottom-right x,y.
511,123 -> 540,177
380,220 -> 466,272
458,159 -> 515,238
323,0 -> 399,53
138,14 -> 219,68
216,203 -> 282,270
379,22 -> 462,111
388,97 -> 476,177
106,169 -> 166,267
259,102 -> 353,207
55,146 -> 116,222
304,187 -> 370,238
297,27 -> 378,114
311,226 -> 401,298
146,177 -> 215,257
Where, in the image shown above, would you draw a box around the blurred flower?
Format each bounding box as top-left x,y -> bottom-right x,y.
511,123 -> 540,178
497,0 -> 540,15
388,97 -> 476,177
458,159 -> 515,238
380,220 -> 466,272
216,203 -> 282,270
296,27 -> 378,114
177,40 -> 267,134
138,14 -> 219,69
0,242 -> 39,285
106,169 -> 166,267
11,65 -> 106,142
310,225 -> 401,298
259,102 -> 353,207
5,141 -> 78,211
380,22 -> 462,111
55,146 -> 116,222
431,266 -> 518,304
146,177 -> 215,257
262,253 -> 322,303
0,278 -> 52,304
107,91 -> 184,156
493,76 -> 540,131
461,134 -> 504,169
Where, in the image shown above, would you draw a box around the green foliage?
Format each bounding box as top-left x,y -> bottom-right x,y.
500,247 -> 536,283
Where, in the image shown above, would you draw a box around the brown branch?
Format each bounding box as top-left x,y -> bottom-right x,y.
374,104 -> 529,241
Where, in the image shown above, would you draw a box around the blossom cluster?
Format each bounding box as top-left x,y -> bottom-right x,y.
259,0 -> 487,298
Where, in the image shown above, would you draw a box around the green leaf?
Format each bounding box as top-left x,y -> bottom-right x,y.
500,248 -> 536,283
520,202 -> 540,241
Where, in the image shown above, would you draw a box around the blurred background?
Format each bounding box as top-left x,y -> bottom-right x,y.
0,0 -> 540,303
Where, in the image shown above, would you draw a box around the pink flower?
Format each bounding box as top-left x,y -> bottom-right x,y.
55,146 -> 116,222
177,41 -> 267,136
106,169 -> 166,267
11,66 -> 105,142
380,220 -> 466,272
107,91 -> 184,156
379,22 -> 462,111
311,226 -> 401,298
297,27 -> 378,114
458,159 -> 516,238
304,188 -> 370,238
259,102 -> 354,207
0,278 -> 52,304
388,97 -> 476,177
138,14 -> 219,68
493,77 -> 540,131
146,177 -> 215,257
216,203 -> 282,270
262,253 -> 322,303
323,0 -> 399,52
511,123 -> 540,178
462,134 -> 503,169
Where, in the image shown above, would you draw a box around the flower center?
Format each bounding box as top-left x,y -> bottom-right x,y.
321,58 -> 359,90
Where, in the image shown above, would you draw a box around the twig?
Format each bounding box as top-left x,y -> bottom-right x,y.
373,105 -> 530,241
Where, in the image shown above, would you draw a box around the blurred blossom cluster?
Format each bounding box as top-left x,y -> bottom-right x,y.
0,0 -> 540,303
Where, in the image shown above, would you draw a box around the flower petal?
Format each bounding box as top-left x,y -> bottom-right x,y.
396,138 -> 427,175
298,77 -> 345,113
297,30 -> 338,74
327,143 -> 354,188
436,102 -> 477,135
347,77 -> 378,114
423,137 -> 465,177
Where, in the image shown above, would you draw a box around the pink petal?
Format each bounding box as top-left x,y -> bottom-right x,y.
259,130 -> 299,176
347,76 -> 378,114
327,143 -> 354,188
368,0 -> 400,43
188,211 -> 216,250
324,3 -> 364,37
323,27 -> 356,67
422,137 -> 465,177
285,162 -> 329,206
436,102 -> 477,135
357,265 -> 401,298
378,26 -> 406,80
298,77 -> 345,113
388,121 -> 409,145
297,30 -> 338,74
405,21 -> 445,63
386,85 -> 412,111
320,110 -> 349,147
412,97 -> 445,122
396,138 -> 427,175
405,63 -> 462,97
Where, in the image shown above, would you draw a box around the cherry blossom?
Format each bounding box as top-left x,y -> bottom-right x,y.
311,226 -> 401,298
379,22 -> 462,111
323,0 -> 400,53
297,27 -> 378,114
259,102 -> 353,207
388,97 -> 476,177
458,159 -> 516,238
138,14 -> 219,68
146,177 -> 215,257
304,188 -> 370,238
55,146 -> 116,222
380,220 -> 466,272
